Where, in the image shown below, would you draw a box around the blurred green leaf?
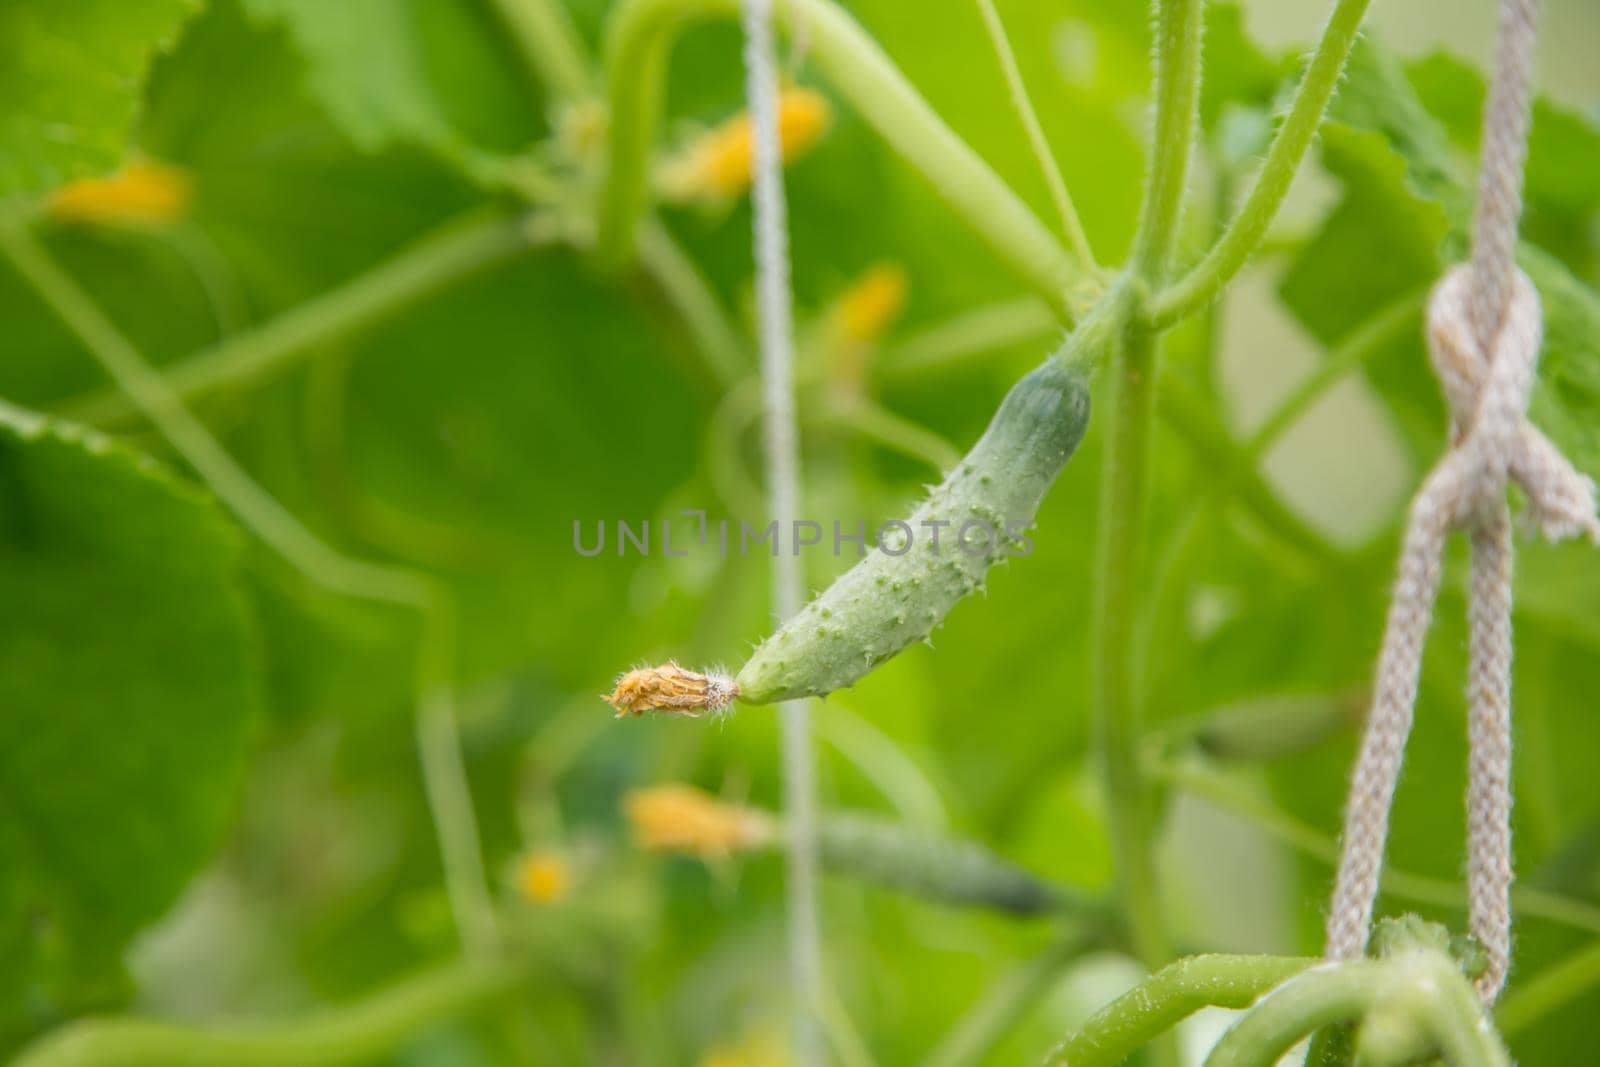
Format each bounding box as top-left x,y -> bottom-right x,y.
1199,3 -> 1292,132
0,0 -> 199,196
239,0 -> 544,160
0,4 -> 1596,1063
1277,122 -> 1450,463
0,407 -> 261,1041
1407,50 -> 1600,278
1284,36 -> 1600,479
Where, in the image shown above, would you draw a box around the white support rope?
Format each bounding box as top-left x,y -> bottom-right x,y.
740,0 -> 824,1058
1324,0 -> 1600,1003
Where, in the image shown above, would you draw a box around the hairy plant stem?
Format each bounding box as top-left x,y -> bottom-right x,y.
1204,954 -> 1509,1067
1148,0 -> 1374,326
484,0 -> 751,392
1091,318 -> 1168,972
1205,962 -> 1381,1067
10,958 -> 526,1067
879,292 -> 1347,571
1089,0 -> 1205,992
0,218 -> 500,958
595,0 -> 1082,319
1043,954 -> 1314,1067
1131,0 -> 1205,282
62,209 -> 540,427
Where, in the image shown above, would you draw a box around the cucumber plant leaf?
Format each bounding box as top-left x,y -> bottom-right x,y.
1408,50 -> 1600,265
1281,36 -> 1600,480
0,406 -> 261,1039
0,0 -> 200,196
239,0 -> 545,163
1277,121 -> 1451,465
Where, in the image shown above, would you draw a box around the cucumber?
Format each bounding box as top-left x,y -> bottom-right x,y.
816,813 -> 1077,916
735,351 -> 1091,703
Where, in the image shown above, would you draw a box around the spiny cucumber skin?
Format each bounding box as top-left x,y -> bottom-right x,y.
736,357 -> 1090,703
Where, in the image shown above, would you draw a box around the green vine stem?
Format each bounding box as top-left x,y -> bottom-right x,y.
1043,954 -> 1314,1067
880,294 -> 1348,571
593,0 -> 1083,320
1397,960 -> 1513,1067
484,0 -> 752,395
1130,0 -> 1205,281
1090,0 -> 1204,979
1204,954 -> 1509,1067
1205,962 -> 1381,1067
0,217 -> 500,958
62,209 -> 541,427
1090,317 -> 1168,969
11,958 -> 525,1067
1148,0 -> 1374,326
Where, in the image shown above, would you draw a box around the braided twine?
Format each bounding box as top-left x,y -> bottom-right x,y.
1323,0 -> 1600,1003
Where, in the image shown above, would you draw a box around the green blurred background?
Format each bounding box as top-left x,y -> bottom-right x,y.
1,0 -> 1598,1064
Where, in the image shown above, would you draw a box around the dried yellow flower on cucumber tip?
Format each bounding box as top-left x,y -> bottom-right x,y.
603,662 -> 738,717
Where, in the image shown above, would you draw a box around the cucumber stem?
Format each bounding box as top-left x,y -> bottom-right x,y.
595,0 -> 1082,320
1043,954 -> 1315,1067
1090,0 -> 1201,1002
1148,0 -> 1375,327
1091,318 -> 1168,970
1203,954 -> 1509,1067
1130,0 -> 1205,282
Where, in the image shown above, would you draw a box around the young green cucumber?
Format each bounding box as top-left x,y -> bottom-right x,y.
735,352 -> 1090,703
816,813 -> 1074,916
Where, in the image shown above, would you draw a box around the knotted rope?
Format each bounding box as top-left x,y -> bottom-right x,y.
1324,0 -> 1600,1003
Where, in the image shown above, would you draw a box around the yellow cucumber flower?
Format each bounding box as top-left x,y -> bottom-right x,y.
513,849 -> 572,904
49,158 -> 192,226
831,261 -> 910,348
660,87 -> 832,202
